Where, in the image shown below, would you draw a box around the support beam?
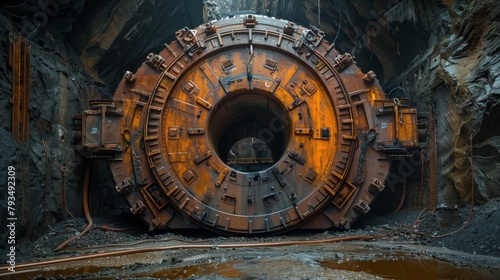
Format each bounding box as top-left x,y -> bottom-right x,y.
8,33 -> 31,144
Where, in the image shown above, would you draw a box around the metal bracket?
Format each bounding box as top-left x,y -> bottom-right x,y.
368,178 -> 385,194
204,23 -> 216,35
288,151 -> 306,164
243,15 -> 257,27
354,199 -> 371,214
146,53 -> 166,70
115,178 -> 133,195
334,53 -> 354,70
175,27 -> 207,57
283,22 -> 295,36
130,200 -> 146,215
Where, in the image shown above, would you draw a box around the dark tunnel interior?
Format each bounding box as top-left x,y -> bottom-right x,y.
208,91 -> 291,169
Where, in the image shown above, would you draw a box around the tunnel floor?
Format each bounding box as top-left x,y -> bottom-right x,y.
3,206 -> 499,279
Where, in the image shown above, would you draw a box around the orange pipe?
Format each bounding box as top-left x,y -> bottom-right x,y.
2,235 -> 375,272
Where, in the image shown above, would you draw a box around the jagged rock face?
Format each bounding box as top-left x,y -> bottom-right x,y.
67,0 -> 204,93
436,0 -> 500,204
0,0 -> 205,242
204,0 -> 308,23
0,1 -> 93,242
355,0 -> 499,206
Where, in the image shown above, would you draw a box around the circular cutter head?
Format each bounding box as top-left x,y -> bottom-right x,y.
92,15 -> 418,234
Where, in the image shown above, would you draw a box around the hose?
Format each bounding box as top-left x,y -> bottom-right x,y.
61,237 -> 210,251
42,140 -> 63,234
55,162 -> 137,250
54,164 -> 93,251
392,161 -> 407,214
61,165 -> 81,226
94,225 -> 138,232
399,134 -> 475,239
3,235 -> 376,272
428,134 -> 474,238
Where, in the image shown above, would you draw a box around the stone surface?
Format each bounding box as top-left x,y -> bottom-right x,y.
382,0 -> 500,206
0,0 -> 498,248
67,0 -> 204,93
0,0 -> 204,249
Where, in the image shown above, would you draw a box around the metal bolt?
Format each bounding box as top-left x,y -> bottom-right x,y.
363,70 -> 377,82
123,71 -> 136,82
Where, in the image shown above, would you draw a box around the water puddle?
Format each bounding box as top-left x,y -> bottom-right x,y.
319,257 -> 499,279
144,260 -> 250,279
3,247 -> 499,279
109,256 -> 499,279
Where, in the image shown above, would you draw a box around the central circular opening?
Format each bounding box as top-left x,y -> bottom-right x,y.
208,91 -> 291,172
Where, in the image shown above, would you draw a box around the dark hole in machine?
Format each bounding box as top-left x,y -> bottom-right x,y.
226,137 -> 274,172
208,91 -> 291,172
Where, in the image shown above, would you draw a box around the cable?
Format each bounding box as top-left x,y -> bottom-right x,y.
61,165 -> 82,227
61,237 -> 210,251
54,164 -> 93,251
392,159 -> 407,214
332,6 -> 342,46
397,134 -> 475,239
42,140 -> 64,234
5,1 -> 27,8
400,118 -> 437,126
387,87 -> 406,98
94,225 -> 138,232
246,43 -> 254,85
3,235 -> 376,272
26,22 -> 41,36
3,10 -> 29,18
55,162 -> 142,250
426,133 -> 475,238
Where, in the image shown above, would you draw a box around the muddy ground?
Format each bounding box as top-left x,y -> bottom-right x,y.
2,198 -> 499,279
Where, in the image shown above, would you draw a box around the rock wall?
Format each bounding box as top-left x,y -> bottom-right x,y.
436,0 -> 500,205
0,1 -> 91,249
66,0 -> 203,93
379,0 -> 499,206
0,0 -> 204,249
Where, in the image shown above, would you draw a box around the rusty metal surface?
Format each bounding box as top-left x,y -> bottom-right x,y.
8,33 -> 31,144
76,15 -> 418,234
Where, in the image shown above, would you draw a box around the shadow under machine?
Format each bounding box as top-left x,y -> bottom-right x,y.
74,15 -> 418,235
